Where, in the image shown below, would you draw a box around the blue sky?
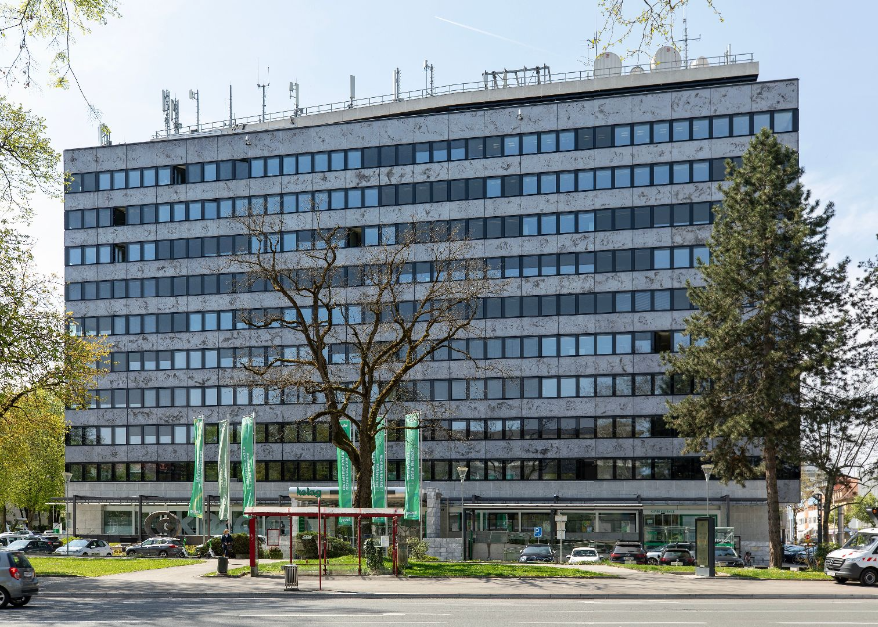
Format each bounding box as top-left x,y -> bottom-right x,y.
14,0 -> 878,278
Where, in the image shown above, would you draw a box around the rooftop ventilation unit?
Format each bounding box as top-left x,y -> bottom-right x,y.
594,52 -> 622,79
690,56 -> 709,69
651,46 -> 682,71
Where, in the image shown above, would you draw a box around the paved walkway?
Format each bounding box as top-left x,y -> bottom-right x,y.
37,561 -> 878,600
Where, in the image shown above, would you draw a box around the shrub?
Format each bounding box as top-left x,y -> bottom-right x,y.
300,535 -> 356,559
206,532 -> 264,557
406,538 -> 429,561
268,547 -> 283,560
364,538 -> 383,573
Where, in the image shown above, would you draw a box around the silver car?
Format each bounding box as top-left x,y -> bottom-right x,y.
0,551 -> 39,608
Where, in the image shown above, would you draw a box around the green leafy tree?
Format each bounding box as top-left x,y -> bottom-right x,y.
664,129 -> 849,568
847,493 -> 878,527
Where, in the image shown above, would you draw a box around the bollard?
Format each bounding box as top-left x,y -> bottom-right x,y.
217,556 -> 228,575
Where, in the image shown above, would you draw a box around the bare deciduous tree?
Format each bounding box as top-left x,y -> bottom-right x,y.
231,212 -> 497,507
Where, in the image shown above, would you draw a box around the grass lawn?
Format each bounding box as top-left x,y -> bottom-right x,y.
29,557 -> 204,577
603,563 -> 832,580
218,559 -> 615,579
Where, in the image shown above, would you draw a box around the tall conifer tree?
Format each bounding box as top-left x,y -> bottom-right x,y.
665,129 -> 848,567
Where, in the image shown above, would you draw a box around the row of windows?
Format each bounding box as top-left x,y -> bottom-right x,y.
66,200 -> 714,246
68,455 -> 793,483
66,158 -> 741,232
66,415 -> 678,448
65,237 -> 709,282
69,288 -> 696,338
104,330 -> 689,374
66,109 -> 795,193
82,373 -> 698,409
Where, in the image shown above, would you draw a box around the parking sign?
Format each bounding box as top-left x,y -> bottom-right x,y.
534,526 -> 542,538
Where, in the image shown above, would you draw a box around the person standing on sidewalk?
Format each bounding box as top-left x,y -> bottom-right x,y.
220,528 -> 234,558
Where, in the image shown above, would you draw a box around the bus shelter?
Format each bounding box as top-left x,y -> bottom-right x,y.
243,505 -> 405,590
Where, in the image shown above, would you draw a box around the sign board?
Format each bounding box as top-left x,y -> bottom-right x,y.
267,528 -> 281,547
695,516 -> 715,577
556,521 -> 566,531
554,515 -> 567,522
379,535 -> 390,548
534,526 -> 543,538
556,530 -> 566,540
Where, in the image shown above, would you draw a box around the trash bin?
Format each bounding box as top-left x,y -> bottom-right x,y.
217,556 -> 228,575
283,564 -> 298,591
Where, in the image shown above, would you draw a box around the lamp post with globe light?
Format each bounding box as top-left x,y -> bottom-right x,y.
701,464 -> 714,520
456,465 -> 468,561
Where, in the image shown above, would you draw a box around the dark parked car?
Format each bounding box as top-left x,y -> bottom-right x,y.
609,542 -> 647,564
518,545 -> 555,563
659,549 -> 696,566
125,537 -> 187,558
0,550 -> 39,608
39,536 -> 62,552
2,540 -> 53,555
784,545 -> 805,563
715,547 -> 745,567
647,542 -> 694,565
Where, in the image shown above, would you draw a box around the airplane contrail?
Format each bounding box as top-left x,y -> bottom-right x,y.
434,16 -> 553,55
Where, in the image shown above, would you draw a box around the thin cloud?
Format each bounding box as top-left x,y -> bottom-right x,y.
435,16 -> 553,55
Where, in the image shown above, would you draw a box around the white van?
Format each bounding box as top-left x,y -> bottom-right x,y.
823,528 -> 878,586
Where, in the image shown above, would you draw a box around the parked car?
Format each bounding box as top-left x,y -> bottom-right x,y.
518,545 -> 555,563
566,547 -> 601,564
714,546 -> 745,567
0,550 -> 39,608
39,536 -> 63,552
646,542 -> 693,565
54,539 -> 113,557
125,537 -> 188,558
609,542 -> 647,564
659,549 -> 696,566
1,540 -> 54,555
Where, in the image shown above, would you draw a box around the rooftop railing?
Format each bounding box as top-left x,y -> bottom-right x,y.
153,52 -> 754,140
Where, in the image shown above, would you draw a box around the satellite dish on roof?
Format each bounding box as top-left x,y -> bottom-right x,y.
651,46 -> 682,71
594,52 -> 622,78
629,65 -> 644,74
690,56 -> 709,69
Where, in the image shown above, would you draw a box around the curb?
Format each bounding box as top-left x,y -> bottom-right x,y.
38,591 -> 878,600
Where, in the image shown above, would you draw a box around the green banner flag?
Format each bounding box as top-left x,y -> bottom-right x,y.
404,412 -> 420,520
241,414 -> 256,519
188,416 -> 204,518
371,415 -> 387,523
337,419 -> 354,528
218,419 -> 230,524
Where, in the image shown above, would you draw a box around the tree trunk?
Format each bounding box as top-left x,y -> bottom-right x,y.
354,436 -> 375,508
822,488 -> 834,545
763,439 -> 784,568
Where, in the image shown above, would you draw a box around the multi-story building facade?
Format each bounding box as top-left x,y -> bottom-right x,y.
62,56 -> 799,561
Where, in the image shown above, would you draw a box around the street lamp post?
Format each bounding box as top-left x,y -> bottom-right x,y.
63,472 -> 73,551
701,464 -> 714,520
456,465 -> 468,562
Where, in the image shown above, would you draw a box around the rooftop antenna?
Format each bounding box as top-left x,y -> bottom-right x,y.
677,16 -> 701,67
393,68 -> 401,101
423,60 -> 434,96
189,89 -> 200,131
257,67 -> 270,123
171,95 -> 181,134
99,124 -> 111,146
289,81 -> 300,116
349,75 -> 355,109
162,89 -> 171,136
228,85 -> 233,127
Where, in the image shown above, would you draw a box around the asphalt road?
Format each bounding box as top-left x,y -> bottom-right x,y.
4,596 -> 878,626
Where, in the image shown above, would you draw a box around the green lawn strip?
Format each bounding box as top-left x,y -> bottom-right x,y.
211,556 -> 362,577
30,557 -> 204,577
603,563 -> 832,580
405,562 -> 615,578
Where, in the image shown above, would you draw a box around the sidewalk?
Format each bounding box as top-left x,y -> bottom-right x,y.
38,561 -> 878,600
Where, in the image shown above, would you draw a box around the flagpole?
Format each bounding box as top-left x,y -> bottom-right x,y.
201,417 -> 205,545
418,412 -> 423,541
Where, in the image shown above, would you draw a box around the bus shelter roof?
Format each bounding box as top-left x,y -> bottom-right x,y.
244,506 -> 405,518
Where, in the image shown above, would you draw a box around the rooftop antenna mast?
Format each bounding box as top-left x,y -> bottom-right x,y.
677,17 -> 701,67
99,124 -> 111,146
257,66 -> 270,123
171,95 -> 180,134
393,68 -> 401,101
423,60 -> 434,96
289,81 -> 300,116
162,89 -> 171,136
189,89 -> 200,131
228,85 -> 233,127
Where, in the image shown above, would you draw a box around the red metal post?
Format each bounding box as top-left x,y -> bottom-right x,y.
323,514 -> 328,576
248,516 -> 257,574
317,498 -> 322,591
357,515 -> 362,576
392,516 -> 398,576
289,515 -> 293,564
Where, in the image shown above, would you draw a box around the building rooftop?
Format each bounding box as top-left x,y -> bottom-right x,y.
153,53 -> 757,141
